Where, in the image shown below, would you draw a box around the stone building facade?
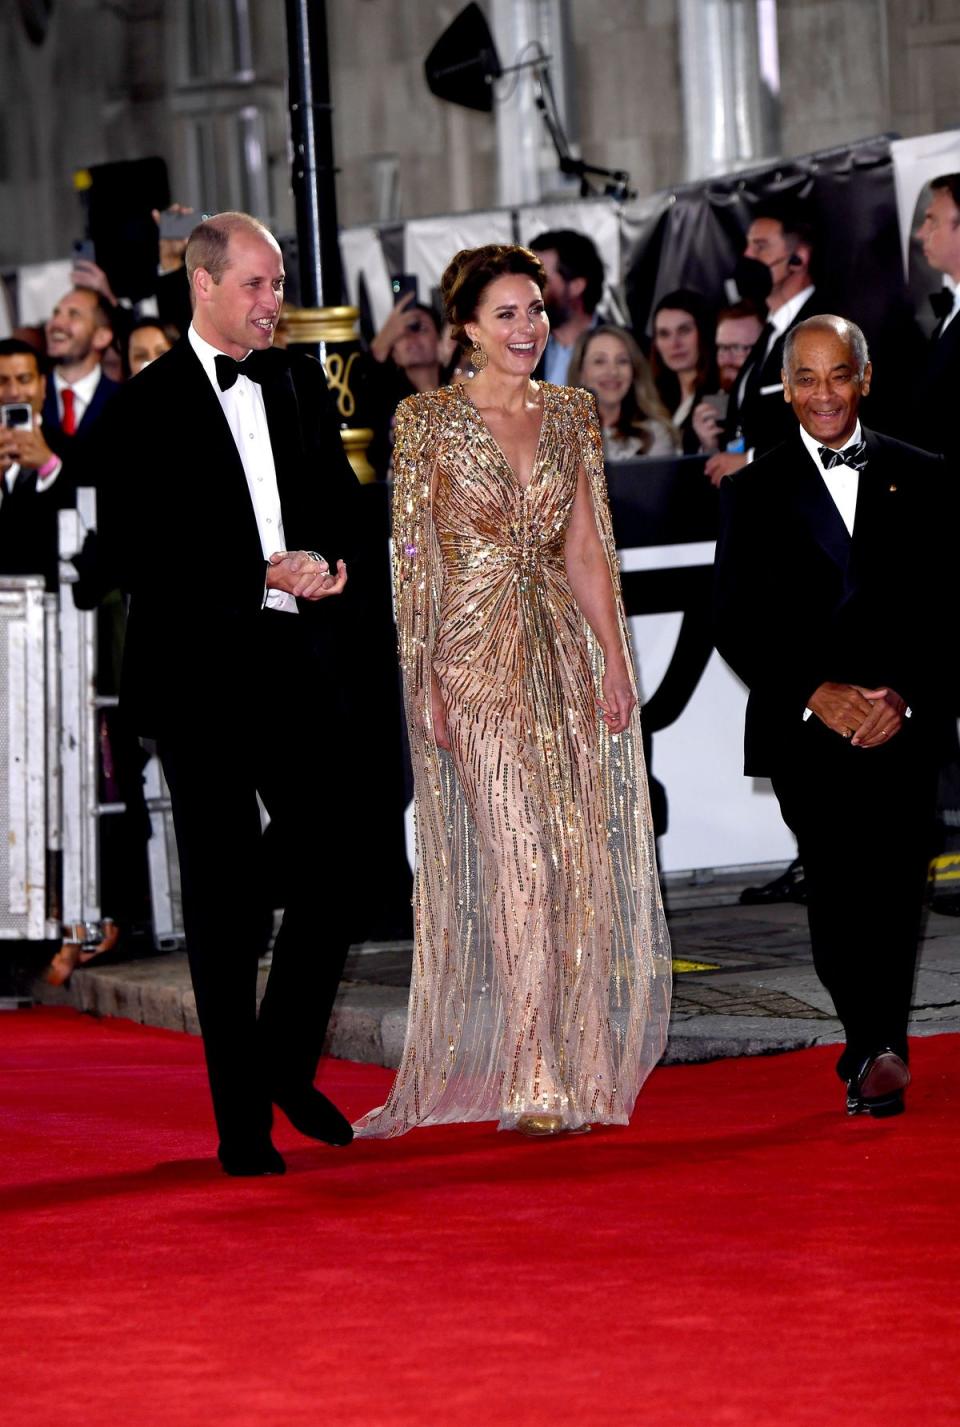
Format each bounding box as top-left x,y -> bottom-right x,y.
1,0 -> 959,270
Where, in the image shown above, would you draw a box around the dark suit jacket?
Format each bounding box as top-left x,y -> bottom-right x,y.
90,338 -> 361,737
725,291 -> 823,458
714,425 -> 955,777
910,314 -> 960,463
41,371 -> 121,453
0,465 -> 75,590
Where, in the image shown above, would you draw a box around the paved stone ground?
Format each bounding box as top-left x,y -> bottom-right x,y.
32,891 -> 960,1068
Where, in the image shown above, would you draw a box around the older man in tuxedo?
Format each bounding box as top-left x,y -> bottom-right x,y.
715,315 -> 954,1117
94,212 -> 361,1176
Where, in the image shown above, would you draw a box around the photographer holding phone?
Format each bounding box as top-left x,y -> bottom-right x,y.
367,282 -> 448,478
0,339 -> 72,589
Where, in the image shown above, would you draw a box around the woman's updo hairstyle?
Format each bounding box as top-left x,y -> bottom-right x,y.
441,244 -> 546,346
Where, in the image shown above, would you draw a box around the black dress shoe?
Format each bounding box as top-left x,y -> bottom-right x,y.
739,857 -> 807,906
845,1049 -> 911,1118
273,1087 -> 354,1146
218,1143 -> 287,1177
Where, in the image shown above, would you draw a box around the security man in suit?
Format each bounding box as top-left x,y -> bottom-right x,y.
714,315 -> 954,1117
94,212 -> 362,1177
706,204 -> 821,485
914,172 -> 960,463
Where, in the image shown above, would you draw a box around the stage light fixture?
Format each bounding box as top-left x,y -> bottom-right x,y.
424,2 -> 503,114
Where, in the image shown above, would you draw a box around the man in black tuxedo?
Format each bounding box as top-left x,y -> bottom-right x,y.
706,204 -> 821,486
715,315 -> 954,1117
0,339 -> 75,588
913,173 -> 960,462
42,287 -> 120,449
94,212 -> 362,1176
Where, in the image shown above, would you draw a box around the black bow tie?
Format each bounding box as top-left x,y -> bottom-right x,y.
930,288 -> 955,321
214,350 -> 273,391
818,439 -> 867,472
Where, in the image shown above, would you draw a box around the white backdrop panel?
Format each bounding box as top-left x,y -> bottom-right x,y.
630,615 -> 795,873
403,211 -> 514,304
17,260 -> 73,325
341,224 -> 395,333
891,130 -> 960,274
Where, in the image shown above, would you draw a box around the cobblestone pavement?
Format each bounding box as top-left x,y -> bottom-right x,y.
32,890 -> 960,1068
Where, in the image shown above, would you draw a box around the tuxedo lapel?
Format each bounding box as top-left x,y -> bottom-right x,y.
259,355 -> 310,548
850,429 -> 900,561
786,437 -> 852,576
928,314 -> 960,378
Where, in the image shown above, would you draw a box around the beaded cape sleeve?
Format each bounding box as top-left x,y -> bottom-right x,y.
355,384 -> 671,1136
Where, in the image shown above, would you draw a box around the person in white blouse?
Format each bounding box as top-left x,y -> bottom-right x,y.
715,315 -> 956,1120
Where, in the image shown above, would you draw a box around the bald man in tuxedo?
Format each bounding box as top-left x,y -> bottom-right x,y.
715,315 -> 955,1117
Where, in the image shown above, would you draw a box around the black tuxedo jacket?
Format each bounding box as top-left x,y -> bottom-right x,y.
41,371 -> 120,453
725,291 -> 823,458
714,426 -> 956,777
91,338 -> 361,737
911,313 -> 960,462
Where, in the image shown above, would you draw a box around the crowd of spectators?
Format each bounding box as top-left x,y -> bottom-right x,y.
4,174 -> 960,966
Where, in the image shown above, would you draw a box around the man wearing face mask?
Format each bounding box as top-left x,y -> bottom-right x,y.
706,203 -> 822,485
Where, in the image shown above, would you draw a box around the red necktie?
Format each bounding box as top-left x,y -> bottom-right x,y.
61,388 -> 76,436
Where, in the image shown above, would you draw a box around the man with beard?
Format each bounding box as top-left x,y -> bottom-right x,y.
42,287 -> 119,448
529,229 -> 606,385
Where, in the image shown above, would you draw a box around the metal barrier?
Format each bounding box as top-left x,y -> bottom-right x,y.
0,487 -> 185,953
0,576 -> 57,940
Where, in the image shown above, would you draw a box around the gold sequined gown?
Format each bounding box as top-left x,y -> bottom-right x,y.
355,382 -> 671,1137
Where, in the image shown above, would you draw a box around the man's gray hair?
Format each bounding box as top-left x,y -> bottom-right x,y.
783,315 -> 870,381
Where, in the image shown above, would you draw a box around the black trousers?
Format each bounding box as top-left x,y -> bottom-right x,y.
771,719 -> 937,1075
158,611 -> 355,1153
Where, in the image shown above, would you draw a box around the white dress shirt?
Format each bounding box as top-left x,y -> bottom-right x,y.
797,421 -> 911,724
188,324 -> 297,614
53,365 -> 103,428
798,418 -> 861,537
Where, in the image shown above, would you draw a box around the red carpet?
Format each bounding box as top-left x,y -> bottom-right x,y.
2,1008 -> 958,1427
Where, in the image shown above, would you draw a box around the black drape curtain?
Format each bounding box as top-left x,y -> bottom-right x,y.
624,134 -> 924,431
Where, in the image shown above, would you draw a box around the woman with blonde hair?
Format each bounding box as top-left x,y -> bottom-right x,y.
568,324 -> 679,461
